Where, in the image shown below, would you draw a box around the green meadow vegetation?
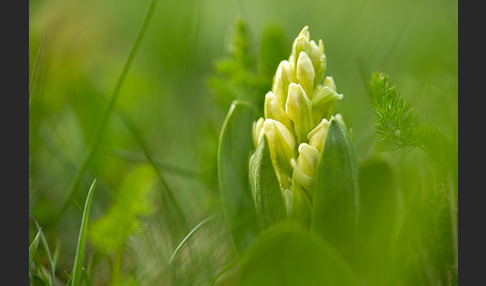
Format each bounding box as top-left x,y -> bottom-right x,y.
29,0 -> 457,285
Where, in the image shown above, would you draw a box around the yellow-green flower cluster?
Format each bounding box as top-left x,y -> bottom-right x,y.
252,26 -> 344,208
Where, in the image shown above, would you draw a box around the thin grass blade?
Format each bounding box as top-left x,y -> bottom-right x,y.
29,229 -> 42,285
169,212 -> 222,263
29,35 -> 46,107
29,229 -> 42,268
71,178 -> 97,286
30,216 -> 56,286
54,0 -> 159,229
218,100 -> 260,254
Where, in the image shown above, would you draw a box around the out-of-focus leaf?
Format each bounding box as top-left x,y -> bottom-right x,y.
311,119 -> 360,259
90,165 -> 155,254
354,157 -> 398,285
249,135 -> 286,230
259,24 -> 289,80
238,222 -> 358,286
218,100 -> 260,254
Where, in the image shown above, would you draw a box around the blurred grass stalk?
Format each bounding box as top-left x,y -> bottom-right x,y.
52,0 -> 159,233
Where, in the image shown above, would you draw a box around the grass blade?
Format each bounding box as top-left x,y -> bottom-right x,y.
29,229 -> 42,268
71,178 -> 97,286
53,0 -> 159,229
107,148 -> 202,178
29,35 -> 46,107
218,100 -> 260,253
30,216 -> 56,286
29,229 -> 42,285
169,212 -> 222,263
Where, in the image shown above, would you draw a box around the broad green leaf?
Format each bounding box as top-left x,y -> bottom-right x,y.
71,178 -> 97,286
238,222 -> 358,286
218,100 -> 260,253
249,135 -> 286,230
311,119 -> 360,259
354,157 -> 398,284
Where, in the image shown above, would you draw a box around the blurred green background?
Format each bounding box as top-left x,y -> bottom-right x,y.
29,0 -> 457,284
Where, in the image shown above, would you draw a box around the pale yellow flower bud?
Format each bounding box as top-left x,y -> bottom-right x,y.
311,76 -> 342,123
333,113 -> 347,129
263,119 -> 296,174
296,52 -> 315,99
264,91 -> 292,130
291,143 -> 320,190
252,117 -> 264,148
290,26 -> 310,67
307,118 -> 330,151
286,83 -> 313,144
272,60 -> 295,107
309,40 -> 326,86
323,75 -> 336,90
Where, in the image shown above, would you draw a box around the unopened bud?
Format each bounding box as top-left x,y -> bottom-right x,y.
296,52 -> 315,99
263,119 -> 296,174
290,26 -> 310,67
311,77 -> 342,122
286,83 -> 313,144
291,143 -> 320,190
333,113 -> 347,129
272,60 -> 295,107
323,75 -> 336,90
252,117 -> 264,148
309,40 -> 326,86
307,118 -> 330,151
264,91 -> 292,130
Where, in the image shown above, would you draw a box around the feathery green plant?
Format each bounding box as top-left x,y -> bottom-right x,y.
368,71 -> 457,285
90,165 -> 156,284
209,19 -> 287,112
368,72 -> 456,170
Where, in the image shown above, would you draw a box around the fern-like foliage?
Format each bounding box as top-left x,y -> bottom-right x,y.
368,71 -> 458,286
368,72 -> 456,171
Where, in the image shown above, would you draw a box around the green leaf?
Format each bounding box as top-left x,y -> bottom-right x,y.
311,119 -> 360,258
30,217 -> 55,286
238,222 -> 358,286
169,212 -> 222,263
71,178 -> 97,286
29,229 -> 42,268
249,135 -> 287,230
218,100 -> 260,253
354,157 -> 398,284
29,229 -> 42,285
